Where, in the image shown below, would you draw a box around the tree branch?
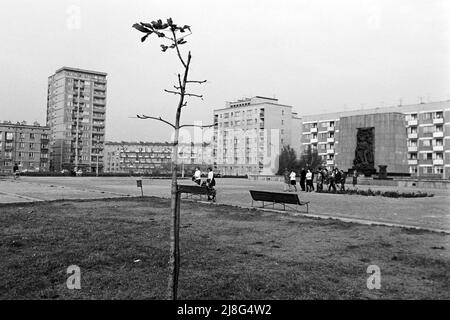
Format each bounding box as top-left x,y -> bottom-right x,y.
172,29 -> 186,68
184,92 -> 203,99
136,114 -> 176,129
164,89 -> 181,95
186,80 -> 207,84
179,123 -> 215,129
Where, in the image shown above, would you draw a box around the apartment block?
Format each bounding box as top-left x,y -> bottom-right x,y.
0,121 -> 50,173
213,96 -> 301,176
104,141 -> 213,174
47,67 -> 107,173
299,100 -> 450,178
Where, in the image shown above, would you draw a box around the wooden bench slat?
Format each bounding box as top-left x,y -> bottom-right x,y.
177,184 -> 210,195
249,190 -> 309,213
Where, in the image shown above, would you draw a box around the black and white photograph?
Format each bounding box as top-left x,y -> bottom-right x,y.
0,0 -> 448,310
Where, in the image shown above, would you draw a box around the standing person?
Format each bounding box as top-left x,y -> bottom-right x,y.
283,168 -> 291,192
328,169 -> 337,192
192,167 -> 201,185
340,170 -> 347,191
206,167 -> 216,201
352,170 -> 358,189
316,170 -> 323,192
305,169 -> 313,192
322,168 -> 329,190
13,163 -> 19,180
289,169 -> 297,192
300,168 -> 306,191
335,168 -> 342,189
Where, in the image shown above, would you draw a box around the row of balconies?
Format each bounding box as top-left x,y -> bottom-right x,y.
408,145 -> 444,152
408,159 -> 444,165
407,118 -> 444,126
309,126 -> 335,133
408,132 -> 444,139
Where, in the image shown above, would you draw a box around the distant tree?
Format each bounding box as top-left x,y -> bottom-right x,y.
298,145 -> 325,171
277,145 -> 297,175
133,18 -> 212,300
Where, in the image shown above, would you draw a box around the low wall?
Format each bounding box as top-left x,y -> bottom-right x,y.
248,174 -> 450,189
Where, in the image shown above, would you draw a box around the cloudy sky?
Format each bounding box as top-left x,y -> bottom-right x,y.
0,0 -> 448,142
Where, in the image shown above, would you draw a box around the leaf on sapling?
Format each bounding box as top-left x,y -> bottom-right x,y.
167,18 -> 173,26
141,34 -> 150,42
132,23 -> 150,33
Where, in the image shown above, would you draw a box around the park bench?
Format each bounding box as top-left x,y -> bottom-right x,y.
177,184 -> 216,201
249,190 -> 309,213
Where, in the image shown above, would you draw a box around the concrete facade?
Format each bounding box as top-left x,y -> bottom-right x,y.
0,121 -> 50,173
47,67 -> 107,173
213,96 -> 301,176
335,113 -> 408,173
104,141 -> 213,175
300,100 -> 450,178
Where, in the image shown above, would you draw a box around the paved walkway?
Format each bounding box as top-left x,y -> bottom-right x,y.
0,176 -> 449,232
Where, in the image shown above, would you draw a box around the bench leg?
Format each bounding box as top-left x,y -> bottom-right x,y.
306,203 -> 309,213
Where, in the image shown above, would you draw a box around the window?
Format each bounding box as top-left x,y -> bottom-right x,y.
422,112 -> 432,120
408,140 -> 417,147
29,152 -> 34,159
422,140 -> 431,147
435,111 -> 443,119
434,139 -> 443,146
435,125 -> 443,132
423,153 -> 432,160
408,127 -> 417,134
409,166 -> 418,174
408,153 -> 417,160
30,133 -> 35,140
329,121 -> 335,127
281,120 -> 284,125
423,126 -> 434,134
423,167 -> 433,174
435,153 -> 443,160
434,166 -> 444,174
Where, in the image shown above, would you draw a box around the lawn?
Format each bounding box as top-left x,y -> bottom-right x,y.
0,197 -> 448,299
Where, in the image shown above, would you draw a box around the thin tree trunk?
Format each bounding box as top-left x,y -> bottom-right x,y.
167,52 -> 191,300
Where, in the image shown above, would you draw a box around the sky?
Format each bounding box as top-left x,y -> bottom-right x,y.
0,0 -> 449,142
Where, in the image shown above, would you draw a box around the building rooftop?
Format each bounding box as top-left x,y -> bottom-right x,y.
301,100 -> 450,123
54,66 -> 108,76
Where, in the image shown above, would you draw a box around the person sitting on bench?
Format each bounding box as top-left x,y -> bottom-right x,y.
192,167 -> 201,185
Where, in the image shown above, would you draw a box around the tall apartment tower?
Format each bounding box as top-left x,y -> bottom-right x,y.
213,96 -> 301,176
47,67 -> 107,173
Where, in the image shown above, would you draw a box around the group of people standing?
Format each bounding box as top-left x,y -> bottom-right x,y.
284,167 -> 358,193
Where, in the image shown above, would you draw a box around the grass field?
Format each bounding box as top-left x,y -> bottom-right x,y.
1,196 -> 449,299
